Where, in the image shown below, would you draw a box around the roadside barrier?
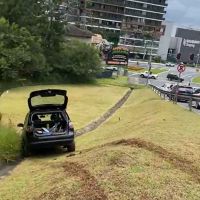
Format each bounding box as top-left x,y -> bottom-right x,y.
149,84 -> 200,112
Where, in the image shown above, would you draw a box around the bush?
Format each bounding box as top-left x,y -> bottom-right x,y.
0,126 -> 21,162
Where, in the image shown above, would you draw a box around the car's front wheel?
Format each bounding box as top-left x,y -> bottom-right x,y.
66,141 -> 75,152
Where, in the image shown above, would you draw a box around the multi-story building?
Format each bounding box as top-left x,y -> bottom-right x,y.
77,0 -> 168,59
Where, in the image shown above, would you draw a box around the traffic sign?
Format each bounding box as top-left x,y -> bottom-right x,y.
177,64 -> 186,73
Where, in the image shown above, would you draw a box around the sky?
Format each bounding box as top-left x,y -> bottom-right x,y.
166,0 -> 200,28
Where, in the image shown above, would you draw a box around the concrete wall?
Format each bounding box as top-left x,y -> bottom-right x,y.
158,21 -> 175,60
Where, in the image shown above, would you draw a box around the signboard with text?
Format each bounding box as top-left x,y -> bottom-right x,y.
106,47 -> 129,66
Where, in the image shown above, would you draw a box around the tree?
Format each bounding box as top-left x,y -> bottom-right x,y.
54,40 -> 101,81
0,18 -> 46,81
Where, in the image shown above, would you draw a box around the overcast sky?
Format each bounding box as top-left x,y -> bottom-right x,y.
166,0 -> 200,28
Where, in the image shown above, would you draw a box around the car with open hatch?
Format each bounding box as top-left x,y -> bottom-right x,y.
139,71 -> 158,79
18,89 -> 75,156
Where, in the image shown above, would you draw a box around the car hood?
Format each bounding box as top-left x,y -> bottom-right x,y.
28,89 -> 68,111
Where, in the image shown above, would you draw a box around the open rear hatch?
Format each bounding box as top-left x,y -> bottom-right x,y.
28,89 -> 68,111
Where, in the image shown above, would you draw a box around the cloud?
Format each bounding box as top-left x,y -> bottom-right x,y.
166,0 -> 200,27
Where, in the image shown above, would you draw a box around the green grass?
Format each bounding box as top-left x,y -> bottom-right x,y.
129,67 -> 168,74
150,68 -> 168,74
1,88 -> 200,199
96,76 -> 129,87
0,126 -> 21,162
0,84 -> 127,129
192,76 -> 200,84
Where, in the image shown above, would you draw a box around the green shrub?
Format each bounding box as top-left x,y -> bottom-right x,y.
0,126 -> 21,162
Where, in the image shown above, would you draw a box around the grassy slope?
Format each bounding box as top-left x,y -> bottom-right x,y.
0,84 -> 127,129
0,88 -> 200,199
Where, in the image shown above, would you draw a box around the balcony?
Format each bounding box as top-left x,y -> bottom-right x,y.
89,11 -> 123,21
125,9 -> 164,21
125,1 -> 166,14
87,4 -> 125,15
130,0 -> 168,7
89,0 -> 125,7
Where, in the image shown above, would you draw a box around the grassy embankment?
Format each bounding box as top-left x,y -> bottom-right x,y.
0,85 -> 200,199
0,78 -> 128,162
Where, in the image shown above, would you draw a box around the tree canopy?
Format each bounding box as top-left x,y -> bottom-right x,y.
0,0 -> 101,83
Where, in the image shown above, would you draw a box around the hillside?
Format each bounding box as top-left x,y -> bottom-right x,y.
0,88 -> 200,199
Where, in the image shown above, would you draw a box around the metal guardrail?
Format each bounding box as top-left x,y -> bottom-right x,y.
149,84 -> 200,112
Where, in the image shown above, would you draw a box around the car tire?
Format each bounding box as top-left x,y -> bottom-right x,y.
21,138 -> 31,157
140,74 -> 144,78
66,141 -> 75,152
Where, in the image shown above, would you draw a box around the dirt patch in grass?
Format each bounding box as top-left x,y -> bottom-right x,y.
77,137 -> 200,184
36,162 -> 108,200
113,138 -> 200,183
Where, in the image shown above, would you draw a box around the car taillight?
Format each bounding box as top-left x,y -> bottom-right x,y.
69,122 -> 74,131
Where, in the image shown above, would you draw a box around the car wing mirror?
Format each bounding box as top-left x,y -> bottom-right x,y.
17,123 -> 24,128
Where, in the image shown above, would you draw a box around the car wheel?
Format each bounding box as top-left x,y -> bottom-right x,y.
21,138 -> 31,157
66,141 -> 75,152
152,76 -> 156,79
140,74 -> 145,78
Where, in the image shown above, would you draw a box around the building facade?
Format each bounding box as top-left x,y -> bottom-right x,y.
158,24 -> 200,63
77,0 -> 168,59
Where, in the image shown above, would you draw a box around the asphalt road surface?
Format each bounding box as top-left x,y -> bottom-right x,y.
128,65 -> 200,114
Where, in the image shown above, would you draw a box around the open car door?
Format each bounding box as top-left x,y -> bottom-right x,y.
28,89 -> 68,111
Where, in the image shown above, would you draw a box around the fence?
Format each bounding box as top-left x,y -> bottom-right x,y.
149,84 -> 200,112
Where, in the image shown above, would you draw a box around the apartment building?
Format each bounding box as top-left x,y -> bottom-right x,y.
78,0 -> 168,58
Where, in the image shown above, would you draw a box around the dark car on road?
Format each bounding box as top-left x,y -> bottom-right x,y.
170,85 -> 193,102
18,89 -> 75,156
167,74 -> 184,82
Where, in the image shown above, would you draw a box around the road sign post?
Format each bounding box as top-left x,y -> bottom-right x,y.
175,64 -> 186,103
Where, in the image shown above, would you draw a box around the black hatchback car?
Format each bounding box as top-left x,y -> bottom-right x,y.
18,89 -> 75,156
167,74 -> 184,82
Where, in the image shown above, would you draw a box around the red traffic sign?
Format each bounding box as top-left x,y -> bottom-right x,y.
177,64 -> 186,73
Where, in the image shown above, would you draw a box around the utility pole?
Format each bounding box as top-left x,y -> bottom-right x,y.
143,40 -> 147,60
146,39 -> 153,85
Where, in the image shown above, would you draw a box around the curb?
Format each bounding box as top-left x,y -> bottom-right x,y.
75,88 -> 133,136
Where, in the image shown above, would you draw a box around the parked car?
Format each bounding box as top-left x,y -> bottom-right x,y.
103,66 -> 118,71
166,62 -> 175,67
170,85 -> 193,102
18,89 -> 75,156
140,71 -> 158,79
192,87 -> 200,108
167,73 -> 184,82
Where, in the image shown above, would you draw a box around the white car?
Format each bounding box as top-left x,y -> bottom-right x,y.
139,71 -> 158,79
104,66 -> 118,71
166,62 -> 175,67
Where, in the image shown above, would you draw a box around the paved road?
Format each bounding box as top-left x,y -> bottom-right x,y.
128,66 -> 200,113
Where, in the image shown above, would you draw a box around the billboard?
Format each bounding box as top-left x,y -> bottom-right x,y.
106,47 -> 129,65
176,28 -> 200,62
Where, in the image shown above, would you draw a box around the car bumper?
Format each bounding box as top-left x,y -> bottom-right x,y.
28,134 -> 74,148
